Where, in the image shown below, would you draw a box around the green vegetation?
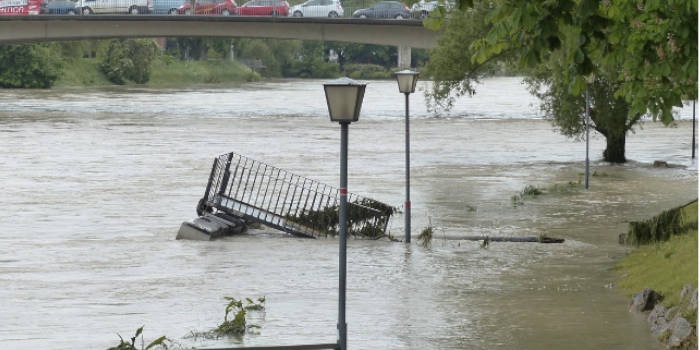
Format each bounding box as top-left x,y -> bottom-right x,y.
215,296 -> 266,336
149,59 -> 260,86
616,230 -> 697,308
107,326 -> 168,350
511,185 -> 544,207
100,39 -> 159,85
425,0 -> 697,163
5,38 -> 427,89
0,44 -> 62,88
616,200 -> 698,308
511,181 -> 583,207
418,226 -> 434,248
625,200 -> 698,245
187,296 -> 266,339
284,198 -> 396,239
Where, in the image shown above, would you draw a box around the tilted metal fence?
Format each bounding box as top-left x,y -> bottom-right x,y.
198,151 -> 394,239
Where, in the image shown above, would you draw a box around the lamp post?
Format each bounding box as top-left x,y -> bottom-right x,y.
323,77 -> 366,350
692,100 -> 696,160
585,86 -> 590,189
394,69 -> 420,243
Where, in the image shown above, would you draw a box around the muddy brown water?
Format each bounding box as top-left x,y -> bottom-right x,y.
0,78 -> 696,349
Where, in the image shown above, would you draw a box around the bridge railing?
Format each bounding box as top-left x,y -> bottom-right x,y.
22,0 -> 451,20
200,151 -> 394,239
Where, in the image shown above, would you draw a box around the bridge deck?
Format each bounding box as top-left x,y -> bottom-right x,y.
0,16 -> 439,48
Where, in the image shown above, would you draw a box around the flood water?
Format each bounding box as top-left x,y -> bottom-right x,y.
0,77 -> 697,350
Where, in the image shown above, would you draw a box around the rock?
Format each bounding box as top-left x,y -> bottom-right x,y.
669,317 -> 693,348
690,288 -> 698,310
681,284 -> 693,299
653,160 -> 669,168
630,287 -> 663,313
647,304 -> 669,337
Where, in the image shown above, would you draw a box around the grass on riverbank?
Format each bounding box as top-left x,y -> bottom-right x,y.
615,201 -> 698,308
56,57 -> 259,88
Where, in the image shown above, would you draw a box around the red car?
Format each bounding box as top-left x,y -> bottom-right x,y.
237,0 -> 288,16
176,0 -> 237,15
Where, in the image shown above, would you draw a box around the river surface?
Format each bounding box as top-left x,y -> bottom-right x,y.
0,77 -> 697,350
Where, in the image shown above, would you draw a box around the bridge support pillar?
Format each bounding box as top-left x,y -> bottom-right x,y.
397,45 -> 411,68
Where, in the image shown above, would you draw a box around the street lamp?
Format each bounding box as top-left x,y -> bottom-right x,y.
394,69 -> 420,243
323,77 -> 366,350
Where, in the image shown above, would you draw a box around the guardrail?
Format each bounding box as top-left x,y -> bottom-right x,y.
3,0 -> 450,21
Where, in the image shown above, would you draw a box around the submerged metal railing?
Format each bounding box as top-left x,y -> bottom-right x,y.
198,151 -> 394,239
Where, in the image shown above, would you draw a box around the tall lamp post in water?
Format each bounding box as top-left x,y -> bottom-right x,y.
323,77 -> 367,350
395,69 -> 420,243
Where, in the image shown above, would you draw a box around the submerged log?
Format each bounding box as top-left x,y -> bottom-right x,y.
461,236 -> 565,244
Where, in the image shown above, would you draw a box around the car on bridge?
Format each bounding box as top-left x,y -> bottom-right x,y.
79,0 -> 154,14
175,0 -> 236,15
288,0 -> 342,18
409,0 -> 452,19
352,1 -> 409,19
41,0 -> 79,14
152,0 -> 185,14
237,0 -> 288,16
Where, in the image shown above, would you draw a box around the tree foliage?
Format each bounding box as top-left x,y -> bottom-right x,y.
459,0 -> 697,121
0,44 -> 62,88
427,0 -> 697,163
423,3 -> 498,111
100,39 -> 159,85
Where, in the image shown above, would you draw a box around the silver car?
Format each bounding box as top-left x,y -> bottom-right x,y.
288,0 -> 342,18
79,0 -> 153,14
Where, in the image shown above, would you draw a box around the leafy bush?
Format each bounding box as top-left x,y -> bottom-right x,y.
0,44 -> 62,88
100,39 -> 159,85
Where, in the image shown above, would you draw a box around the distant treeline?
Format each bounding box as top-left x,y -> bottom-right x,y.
0,38 -> 431,88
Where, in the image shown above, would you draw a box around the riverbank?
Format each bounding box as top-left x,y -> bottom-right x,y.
55,57 -> 261,88
616,200 -> 698,348
54,56 -> 409,88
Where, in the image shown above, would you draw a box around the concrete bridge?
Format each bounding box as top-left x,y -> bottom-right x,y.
0,16 -> 441,67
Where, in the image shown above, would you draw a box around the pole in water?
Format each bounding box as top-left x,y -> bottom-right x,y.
692,100 -> 696,159
585,87 -> 590,189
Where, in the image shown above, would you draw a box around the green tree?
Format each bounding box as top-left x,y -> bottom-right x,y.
423,3 -> 496,111
100,39 -> 159,85
0,44 -> 62,88
461,0 -> 697,120
427,0 -> 697,163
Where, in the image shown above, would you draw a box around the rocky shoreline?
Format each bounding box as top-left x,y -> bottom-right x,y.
629,285 -> 698,349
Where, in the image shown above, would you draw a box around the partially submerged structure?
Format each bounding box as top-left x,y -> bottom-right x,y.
177,152 -> 395,241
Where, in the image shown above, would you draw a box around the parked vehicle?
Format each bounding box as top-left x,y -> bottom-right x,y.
41,0 -> 79,14
352,1 -> 408,19
175,0 -> 236,14
237,0 -> 288,16
152,0 -> 184,13
288,0 -> 341,18
0,0 -> 41,15
80,0 -> 153,14
409,0 -> 452,19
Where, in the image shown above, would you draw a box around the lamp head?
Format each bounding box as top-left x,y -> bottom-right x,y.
394,69 -> 420,94
324,77 -> 367,123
